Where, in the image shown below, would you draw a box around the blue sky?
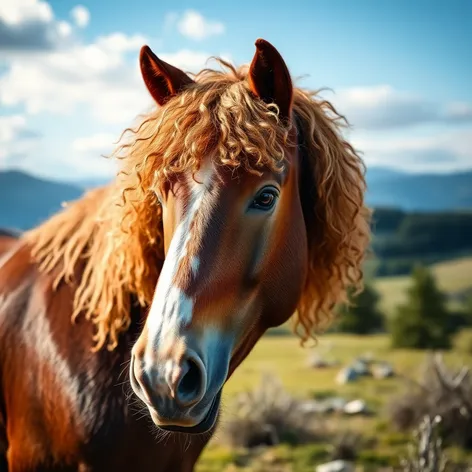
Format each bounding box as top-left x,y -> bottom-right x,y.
51,0 -> 472,99
1,0 -> 471,181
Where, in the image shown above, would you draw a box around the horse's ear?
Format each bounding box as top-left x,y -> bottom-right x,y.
140,45 -> 195,106
248,39 -> 293,120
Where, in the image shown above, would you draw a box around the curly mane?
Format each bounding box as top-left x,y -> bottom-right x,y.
24,58 -> 370,351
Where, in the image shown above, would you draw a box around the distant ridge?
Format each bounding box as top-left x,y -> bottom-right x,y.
365,167 -> 472,212
1,167 -> 472,231
71,167 -> 472,212
0,170 -> 84,231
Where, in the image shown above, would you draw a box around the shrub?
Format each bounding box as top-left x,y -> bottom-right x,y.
329,431 -> 362,461
389,265 -> 453,349
389,354 -> 472,450
400,416 -> 448,472
220,373 -> 322,449
400,415 -> 472,472
336,283 -> 385,334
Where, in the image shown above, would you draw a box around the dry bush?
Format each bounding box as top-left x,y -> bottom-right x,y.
220,373 -> 323,448
400,416 -> 471,472
389,353 -> 472,450
330,431 -> 363,461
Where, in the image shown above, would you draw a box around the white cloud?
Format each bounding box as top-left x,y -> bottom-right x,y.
329,85 -> 472,130
0,1 -> 233,179
352,126 -> 472,173
177,10 -> 225,41
0,114 -> 27,143
95,32 -> 146,53
0,0 -> 53,25
0,0 -> 72,50
10,2 -> 468,179
70,5 -> 89,28
0,114 -> 40,144
0,114 -> 40,168
58,148 -> 118,178
160,49 -> 221,72
57,20 -> 72,37
0,33 -> 150,123
444,102 -> 472,121
0,31 -> 230,124
72,133 -> 117,154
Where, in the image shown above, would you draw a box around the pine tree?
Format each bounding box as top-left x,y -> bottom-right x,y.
390,265 -> 452,349
465,294 -> 472,322
337,283 -> 384,334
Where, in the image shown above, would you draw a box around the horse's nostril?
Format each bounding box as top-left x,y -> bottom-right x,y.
179,359 -> 200,392
175,357 -> 205,407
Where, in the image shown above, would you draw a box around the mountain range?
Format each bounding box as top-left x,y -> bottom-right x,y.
0,170 -> 84,231
1,167 -> 471,231
365,167 -> 472,212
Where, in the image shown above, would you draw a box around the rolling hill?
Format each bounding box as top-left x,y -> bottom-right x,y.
374,256 -> 472,316
0,170 -> 84,231
76,167 -> 472,212
365,168 -> 472,211
1,167 -> 472,231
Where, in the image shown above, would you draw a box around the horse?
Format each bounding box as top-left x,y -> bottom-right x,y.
0,38 -> 370,471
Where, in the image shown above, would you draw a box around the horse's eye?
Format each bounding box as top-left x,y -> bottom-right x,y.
249,187 -> 279,211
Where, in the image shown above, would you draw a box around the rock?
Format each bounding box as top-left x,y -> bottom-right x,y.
308,353 -> 341,369
316,460 -> 355,472
328,397 -> 348,412
308,353 -> 329,368
343,399 -> 368,415
351,359 -> 371,376
300,400 -> 326,414
336,367 -> 358,384
372,362 -> 395,379
358,351 -> 375,364
300,397 -> 347,414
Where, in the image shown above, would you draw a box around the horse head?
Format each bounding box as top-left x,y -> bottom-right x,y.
125,39 -> 370,434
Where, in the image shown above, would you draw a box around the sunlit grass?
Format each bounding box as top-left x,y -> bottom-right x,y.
197,330 -> 472,471
196,256 -> 472,471
375,256 -> 472,316
223,333 -> 472,398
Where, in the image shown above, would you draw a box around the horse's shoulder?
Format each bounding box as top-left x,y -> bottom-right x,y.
0,240 -> 36,298
0,240 -> 62,342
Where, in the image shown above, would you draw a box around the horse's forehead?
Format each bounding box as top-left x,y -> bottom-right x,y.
193,158 -> 217,188
175,159 -> 266,202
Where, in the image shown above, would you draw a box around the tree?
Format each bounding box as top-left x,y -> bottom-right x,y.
389,265 -> 452,349
336,283 -> 384,334
465,293 -> 472,322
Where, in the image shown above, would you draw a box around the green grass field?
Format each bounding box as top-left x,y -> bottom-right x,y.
195,256 -> 472,471
375,256 -> 472,316
197,333 -> 472,471
224,334 -> 470,398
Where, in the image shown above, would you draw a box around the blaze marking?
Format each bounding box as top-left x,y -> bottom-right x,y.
146,160 -> 215,351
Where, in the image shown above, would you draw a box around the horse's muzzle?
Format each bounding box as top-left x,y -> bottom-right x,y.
129,351 -> 220,434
